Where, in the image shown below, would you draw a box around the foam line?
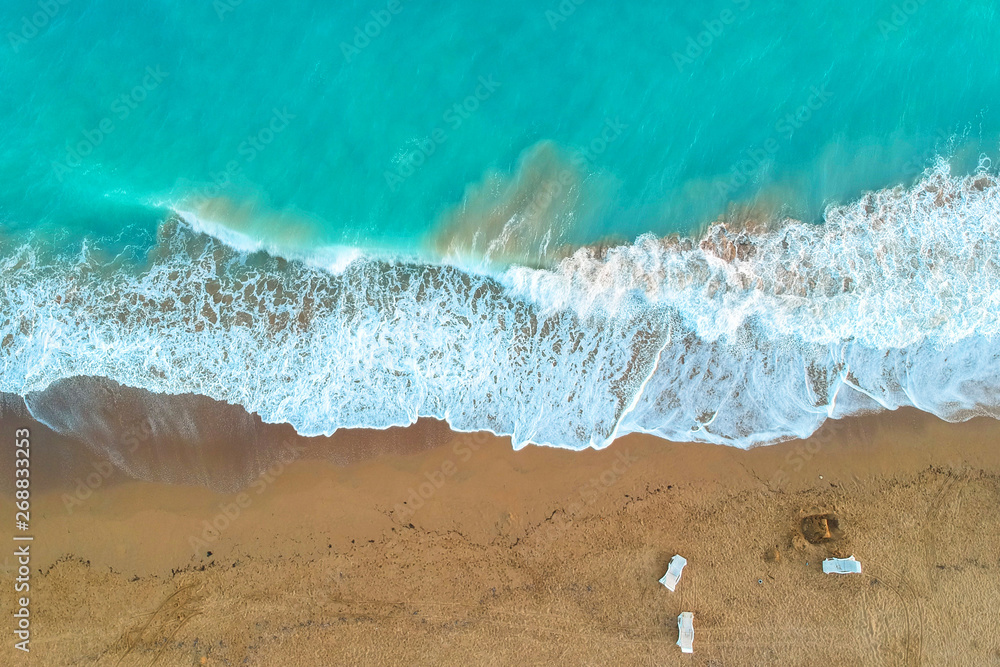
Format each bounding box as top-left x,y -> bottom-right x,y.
2,161 -> 1000,449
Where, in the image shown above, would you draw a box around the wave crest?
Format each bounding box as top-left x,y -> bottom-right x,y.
2,162 -> 1000,449
505,160 -> 1000,349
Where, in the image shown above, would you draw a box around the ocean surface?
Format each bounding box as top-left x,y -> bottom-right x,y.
2,0 -> 999,450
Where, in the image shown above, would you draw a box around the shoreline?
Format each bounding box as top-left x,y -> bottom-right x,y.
8,161 -> 1000,452
1,406 -> 998,663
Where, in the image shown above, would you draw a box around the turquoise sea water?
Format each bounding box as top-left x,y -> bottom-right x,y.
4,0 -> 998,254
2,0 -> 1000,450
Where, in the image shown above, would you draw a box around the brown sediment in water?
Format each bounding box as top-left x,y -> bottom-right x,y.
426,133 -> 816,272
431,141 -> 587,269
1,401 -> 999,665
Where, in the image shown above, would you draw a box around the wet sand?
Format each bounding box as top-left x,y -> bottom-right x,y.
1,402 -> 999,665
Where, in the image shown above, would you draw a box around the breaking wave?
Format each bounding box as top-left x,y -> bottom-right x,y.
2,161 -> 1000,449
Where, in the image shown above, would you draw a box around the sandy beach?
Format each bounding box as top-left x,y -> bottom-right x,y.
1,397 -> 998,666
5,1 -> 1000,665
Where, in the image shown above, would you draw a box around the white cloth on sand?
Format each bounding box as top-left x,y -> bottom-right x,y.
822,556 -> 862,574
676,612 -> 694,653
659,554 -> 687,591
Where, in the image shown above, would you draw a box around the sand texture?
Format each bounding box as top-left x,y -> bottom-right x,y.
1,407 -> 999,665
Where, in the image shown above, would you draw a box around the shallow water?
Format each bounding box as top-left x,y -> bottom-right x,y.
3,0 -> 998,254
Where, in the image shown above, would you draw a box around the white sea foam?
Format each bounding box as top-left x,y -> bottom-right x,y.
503,160 -> 1000,349
2,162 -> 999,449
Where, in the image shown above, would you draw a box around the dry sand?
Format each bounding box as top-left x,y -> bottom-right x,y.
1,407 -> 999,665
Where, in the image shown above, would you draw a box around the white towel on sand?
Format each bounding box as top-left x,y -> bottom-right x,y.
659,554 -> 687,591
676,612 -> 694,653
822,556 -> 862,574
